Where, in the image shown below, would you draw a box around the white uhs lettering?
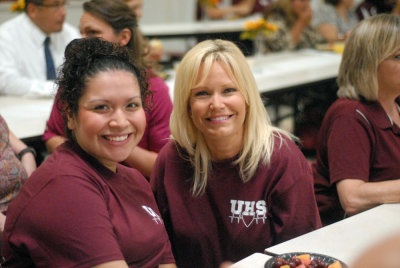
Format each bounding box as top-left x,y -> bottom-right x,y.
256,200 -> 267,215
142,205 -> 163,224
243,201 -> 255,216
229,199 -> 267,227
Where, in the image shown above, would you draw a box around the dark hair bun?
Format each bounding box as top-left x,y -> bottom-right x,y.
64,37 -> 132,70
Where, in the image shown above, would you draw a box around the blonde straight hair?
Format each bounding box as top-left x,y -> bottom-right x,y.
170,39 -> 289,196
337,14 -> 400,101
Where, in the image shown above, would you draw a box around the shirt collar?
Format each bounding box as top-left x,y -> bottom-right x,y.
21,13 -> 49,47
361,97 -> 400,129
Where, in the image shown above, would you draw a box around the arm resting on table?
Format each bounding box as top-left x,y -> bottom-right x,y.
337,178 -> 400,216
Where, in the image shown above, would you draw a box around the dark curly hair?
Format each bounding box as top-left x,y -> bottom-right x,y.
56,37 -> 149,141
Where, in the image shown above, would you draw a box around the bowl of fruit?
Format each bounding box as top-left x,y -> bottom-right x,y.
264,252 -> 348,268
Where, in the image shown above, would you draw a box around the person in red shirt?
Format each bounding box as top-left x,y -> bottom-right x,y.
151,39 -> 321,267
313,14 -> 400,226
2,38 -> 176,268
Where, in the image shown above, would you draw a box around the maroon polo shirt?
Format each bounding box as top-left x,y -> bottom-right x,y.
313,98 -> 400,225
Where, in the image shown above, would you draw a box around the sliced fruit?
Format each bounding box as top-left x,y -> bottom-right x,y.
328,261 -> 342,268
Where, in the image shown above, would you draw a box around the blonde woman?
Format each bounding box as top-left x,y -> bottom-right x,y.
151,39 -> 321,267
313,14 -> 400,226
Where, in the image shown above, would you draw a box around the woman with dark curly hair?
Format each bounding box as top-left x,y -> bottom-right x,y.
2,38 -> 176,268
43,0 -> 173,177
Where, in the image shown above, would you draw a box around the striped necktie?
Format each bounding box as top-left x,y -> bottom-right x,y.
44,36 -> 56,80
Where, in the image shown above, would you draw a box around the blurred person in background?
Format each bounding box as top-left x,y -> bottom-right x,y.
201,0 -> 272,19
313,0 -> 358,43
0,0 -> 79,97
197,0 -> 273,56
264,0 -> 326,52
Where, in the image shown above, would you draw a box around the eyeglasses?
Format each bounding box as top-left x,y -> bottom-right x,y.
35,1 -> 68,11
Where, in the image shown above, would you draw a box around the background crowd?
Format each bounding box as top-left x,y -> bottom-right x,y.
0,0 -> 399,267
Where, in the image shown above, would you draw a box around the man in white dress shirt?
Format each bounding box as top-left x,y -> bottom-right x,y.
0,0 -> 80,97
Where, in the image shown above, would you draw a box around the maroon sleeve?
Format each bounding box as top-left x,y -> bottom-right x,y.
42,93 -> 65,142
327,114 -> 372,184
146,76 -> 172,153
269,139 -> 322,244
8,177 -> 125,267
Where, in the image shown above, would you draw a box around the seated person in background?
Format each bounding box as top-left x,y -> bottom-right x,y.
313,14 -> 400,226
0,115 -> 36,231
201,0 -> 272,19
0,0 -> 79,97
197,0 -> 272,56
356,0 -> 400,20
151,39 -> 321,267
43,0 -> 173,177
264,0 -> 326,52
2,38 -> 176,268
313,0 -> 358,43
